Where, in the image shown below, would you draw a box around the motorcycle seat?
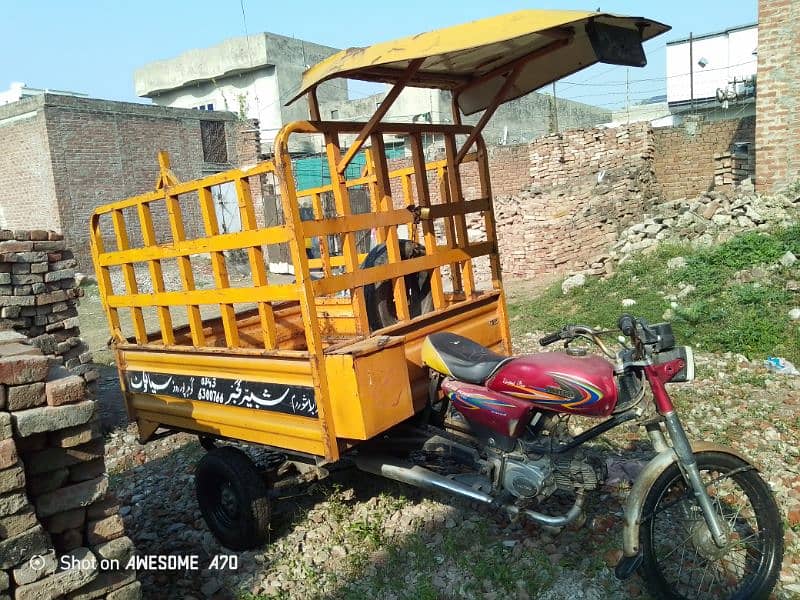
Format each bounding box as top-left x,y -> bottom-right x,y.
422,332 -> 508,385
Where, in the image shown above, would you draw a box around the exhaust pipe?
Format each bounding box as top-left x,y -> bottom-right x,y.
354,454 -> 585,527
354,454 -> 499,506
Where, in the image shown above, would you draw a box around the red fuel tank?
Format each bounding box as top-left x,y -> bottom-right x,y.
487,352 -> 619,417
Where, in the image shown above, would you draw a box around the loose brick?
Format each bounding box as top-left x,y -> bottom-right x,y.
12,400 -> 95,438
0,464 -> 24,493
46,507 -> 86,534
0,439 -> 18,469
6,382 -> 45,411
86,514 -> 124,545
69,458 -> 105,483
35,474 -> 108,517
25,438 -> 104,475
45,374 -> 86,406
0,354 -> 49,384
0,524 -> 49,569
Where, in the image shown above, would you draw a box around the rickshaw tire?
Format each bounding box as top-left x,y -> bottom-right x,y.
362,240 -> 433,330
195,446 -> 271,551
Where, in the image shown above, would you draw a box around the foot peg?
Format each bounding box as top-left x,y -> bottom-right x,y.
614,551 -> 642,580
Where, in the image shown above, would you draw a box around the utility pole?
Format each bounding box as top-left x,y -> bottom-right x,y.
551,81 -> 559,133
689,32 -> 695,114
626,68 -> 631,123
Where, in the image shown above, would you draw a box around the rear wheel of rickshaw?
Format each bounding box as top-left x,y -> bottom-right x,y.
195,446 -> 271,550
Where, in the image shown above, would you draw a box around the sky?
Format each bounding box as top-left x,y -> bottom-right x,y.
0,0 -> 758,111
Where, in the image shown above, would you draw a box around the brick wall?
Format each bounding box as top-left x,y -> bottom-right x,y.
653,116 -> 755,200
755,0 -> 800,192
0,95 -> 260,272
0,101 -> 60,232
387,143 -> 534,207
481,123 -> 659,278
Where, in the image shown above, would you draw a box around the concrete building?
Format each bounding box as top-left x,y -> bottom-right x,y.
320,86 -> 611,156
134,33 -> 346,153
0,82 -> 87,106
665,23 -> 757,121
0,94 -> 259,270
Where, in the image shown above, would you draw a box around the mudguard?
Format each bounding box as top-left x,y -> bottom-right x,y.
621,441 -> 754,557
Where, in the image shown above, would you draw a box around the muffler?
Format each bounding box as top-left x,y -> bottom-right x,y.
354,454 -> 585,527
354,454 -> 499,506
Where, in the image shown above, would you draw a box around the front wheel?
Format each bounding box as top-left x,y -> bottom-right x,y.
639,452 -> 783,600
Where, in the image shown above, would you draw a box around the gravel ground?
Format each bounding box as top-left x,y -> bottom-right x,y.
92,336 -> 800,600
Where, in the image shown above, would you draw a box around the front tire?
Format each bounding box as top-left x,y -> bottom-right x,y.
639,452 -> 783,599
195,446 -> 271,550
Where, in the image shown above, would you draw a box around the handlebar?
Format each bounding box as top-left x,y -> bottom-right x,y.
538,331 -> 563,346
618,314 -> 636,338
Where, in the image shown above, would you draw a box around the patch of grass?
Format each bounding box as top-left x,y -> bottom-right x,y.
509,226 -> 800,363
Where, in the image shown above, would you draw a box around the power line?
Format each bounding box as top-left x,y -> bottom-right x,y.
560,58 -> 756,87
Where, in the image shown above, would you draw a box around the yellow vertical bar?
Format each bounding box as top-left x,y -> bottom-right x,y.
370,134 -> 410,321
310,192 -> 333,278
437,166 -> 463,293
164,194 -> 206,347
364,149 -> 386,245
110,209 -> 147,344
443,133 -> 476,298
324,133 -> 370,334
400,173 -> 418,244
410,134 -> 446,310
274,128 -> 339,461
90,216 -> 122,338
198,186 -> 240,348
235,177 -> 278,349
136,203 -> 174,345
475,136 -> 512,354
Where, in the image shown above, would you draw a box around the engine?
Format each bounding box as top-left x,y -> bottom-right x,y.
501,452 -> 603,499
502,456 -> 555,498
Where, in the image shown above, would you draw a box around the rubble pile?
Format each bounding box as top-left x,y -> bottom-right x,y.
608,189 -> 799,264
0,332 -> 139,599
0,231 -> 94,380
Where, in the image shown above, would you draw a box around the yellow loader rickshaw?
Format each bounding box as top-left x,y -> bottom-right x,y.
91,10 -> 784,599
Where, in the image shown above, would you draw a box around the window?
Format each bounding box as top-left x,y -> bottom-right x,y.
194,103 -> 214,111
330,109 -> 339,119
200,120 -> 228,163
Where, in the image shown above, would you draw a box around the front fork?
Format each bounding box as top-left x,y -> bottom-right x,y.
644,364 -> 728,548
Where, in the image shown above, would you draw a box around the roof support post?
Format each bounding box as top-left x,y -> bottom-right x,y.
452,62 -> 526,165
336,58 -> 425,175
452,37 -> 571,164
307,86 -> 321,120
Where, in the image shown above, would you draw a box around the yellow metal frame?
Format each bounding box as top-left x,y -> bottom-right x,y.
90,118 -> 511,461
89,8 -> 672,462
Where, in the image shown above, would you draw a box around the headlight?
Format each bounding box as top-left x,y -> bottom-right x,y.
653,345 -> 694,382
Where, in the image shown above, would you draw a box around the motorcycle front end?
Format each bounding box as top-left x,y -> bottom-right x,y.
605,316 -> 785,600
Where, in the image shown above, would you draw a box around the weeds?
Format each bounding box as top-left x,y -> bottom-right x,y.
509,225 -> 800,363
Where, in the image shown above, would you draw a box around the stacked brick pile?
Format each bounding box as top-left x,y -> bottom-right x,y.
0,331 -> 139,599
0,231 -> 94,382
466,123 -> 659,280
714,151 -> 754,189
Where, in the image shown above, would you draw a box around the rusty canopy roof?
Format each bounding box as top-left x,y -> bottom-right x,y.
288,10 -> 669,115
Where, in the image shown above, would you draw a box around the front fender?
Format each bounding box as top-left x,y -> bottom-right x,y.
621,441 -> 753,557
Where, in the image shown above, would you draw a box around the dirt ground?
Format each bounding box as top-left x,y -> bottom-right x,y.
76,284 -> 800,599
